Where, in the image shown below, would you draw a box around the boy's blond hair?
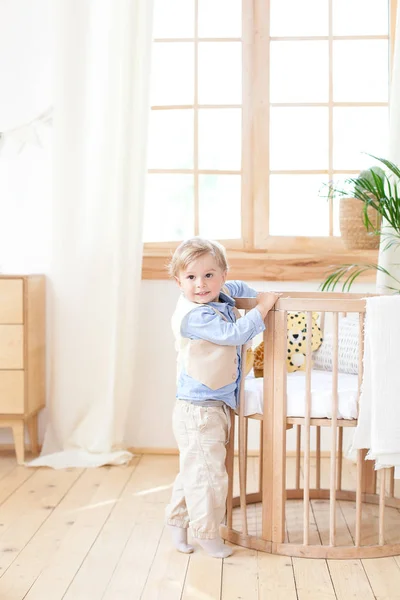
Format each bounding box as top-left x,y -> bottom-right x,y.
168,237 -> 228,278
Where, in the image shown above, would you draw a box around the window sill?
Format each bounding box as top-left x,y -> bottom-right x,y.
142,248 -> 379,282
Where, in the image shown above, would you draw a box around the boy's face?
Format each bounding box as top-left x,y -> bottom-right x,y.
175,253 -> 227,304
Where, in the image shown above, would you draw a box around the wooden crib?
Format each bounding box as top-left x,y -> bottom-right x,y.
221,292 -> 400,559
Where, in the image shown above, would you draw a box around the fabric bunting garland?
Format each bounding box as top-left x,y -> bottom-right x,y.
0,107 -> 53,154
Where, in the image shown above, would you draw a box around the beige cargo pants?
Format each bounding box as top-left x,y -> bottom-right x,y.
165,399 -> 230,539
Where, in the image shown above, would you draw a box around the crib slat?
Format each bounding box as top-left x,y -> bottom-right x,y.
355,309 -> 365,535
316,426 -> 321,490
259,420 -> 263,494
320,311 -> 326,337
238,307 -> 250,537
357,313 -> 365,413
357,311 -> 377,500
272,309 -> 287,545
238,342 -> 248,536
262,310 -> 275,541
296,425 -> 301,490
330,312 -> 339,546
303,311 -> 313,546
337,424 -> 343,491
379,469 -> 386,546
355,449 -> 363,546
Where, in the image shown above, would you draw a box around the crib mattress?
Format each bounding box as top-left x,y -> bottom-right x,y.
244,370 -> 359,420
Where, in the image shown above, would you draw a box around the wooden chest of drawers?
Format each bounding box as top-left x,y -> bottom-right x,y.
0,276 -> 45,463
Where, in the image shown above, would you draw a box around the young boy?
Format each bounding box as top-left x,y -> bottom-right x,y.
165,237 -> 279,558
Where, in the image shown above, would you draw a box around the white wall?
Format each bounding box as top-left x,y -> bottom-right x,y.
0,0 -> 53,131
0,0 -> 53,274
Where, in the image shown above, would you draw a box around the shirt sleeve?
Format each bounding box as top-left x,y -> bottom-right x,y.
181,305 -> 265,346
225,280 -> 258,298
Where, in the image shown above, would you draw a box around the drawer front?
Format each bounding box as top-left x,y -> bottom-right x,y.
0,280 -> 23,324
0,325 -> 23,368
0,371 -> 24,414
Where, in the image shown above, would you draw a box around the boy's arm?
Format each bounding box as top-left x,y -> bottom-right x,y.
182,306 -> 265,346
224,280 -> 258,298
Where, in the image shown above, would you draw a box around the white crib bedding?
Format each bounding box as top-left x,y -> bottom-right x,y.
243,370 -> 359,420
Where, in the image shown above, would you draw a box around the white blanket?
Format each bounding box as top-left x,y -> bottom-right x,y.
244,370 -> 359,419
352,296 -> 400,474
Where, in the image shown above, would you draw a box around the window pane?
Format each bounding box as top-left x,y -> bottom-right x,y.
333,107 -> 388,170
151,43 -> 194,105
271,41 -> 328,103
144,175 -> 194,242
270,175 -> 329,236
199,109 -> 241,170
199,175 -> 241,239
198,0 -> 242,38
153,0 -> 194,38
333,41 -> 389,102
148,110 -> 193,169
270,108 -> 329,170
198,42 -> 242,104
270,0 -> 328,36
333,0 -> 389,35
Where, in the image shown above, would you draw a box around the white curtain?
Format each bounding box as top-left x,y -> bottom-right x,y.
376,5 -> 400,293
29,0 -> 154,468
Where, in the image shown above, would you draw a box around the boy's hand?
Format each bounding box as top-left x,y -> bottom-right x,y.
256,292 -> 281,319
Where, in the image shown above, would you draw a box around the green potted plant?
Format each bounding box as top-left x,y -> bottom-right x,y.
322,156 -> 400,292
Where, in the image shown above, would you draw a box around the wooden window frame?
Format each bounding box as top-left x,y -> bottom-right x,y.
143,0 -> 398,281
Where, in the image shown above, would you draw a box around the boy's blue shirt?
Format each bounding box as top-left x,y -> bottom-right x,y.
177,280 -> 265,409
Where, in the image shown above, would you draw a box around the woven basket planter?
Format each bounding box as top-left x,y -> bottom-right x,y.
339,197 -> 380,250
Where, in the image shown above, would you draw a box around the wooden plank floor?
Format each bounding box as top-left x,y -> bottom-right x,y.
0,453 -> 400,599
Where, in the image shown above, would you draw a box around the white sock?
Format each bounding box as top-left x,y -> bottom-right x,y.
197,536 -> 233,558
169,525 -> 194,554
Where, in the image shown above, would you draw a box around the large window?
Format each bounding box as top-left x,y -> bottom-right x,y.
143,0 -> 396,279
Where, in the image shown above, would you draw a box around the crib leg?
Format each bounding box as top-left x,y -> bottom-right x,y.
271,309 -> 287,545
389,467 -> 395,497
262,311 -> 275,542
363,452 -> 376,495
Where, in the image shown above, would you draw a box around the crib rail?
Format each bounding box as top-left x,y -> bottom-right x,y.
222,291 -> 400,559
235,295 -> 368,314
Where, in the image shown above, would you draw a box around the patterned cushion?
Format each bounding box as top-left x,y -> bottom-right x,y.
313,317 -> 360,375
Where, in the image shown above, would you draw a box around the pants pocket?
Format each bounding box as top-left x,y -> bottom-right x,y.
199,407 -> 228,443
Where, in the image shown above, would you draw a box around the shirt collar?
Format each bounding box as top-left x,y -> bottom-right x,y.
216,290 -> 235,306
